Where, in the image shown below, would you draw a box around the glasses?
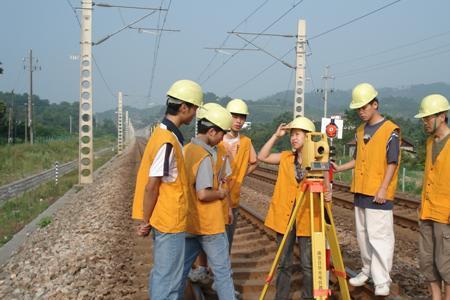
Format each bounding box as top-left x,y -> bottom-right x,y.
422,115 -> 437,122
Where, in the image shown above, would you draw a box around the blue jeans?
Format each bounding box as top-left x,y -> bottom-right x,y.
225,207 -> 239,253
149,228 -> 185,300
179,233 -> 236,300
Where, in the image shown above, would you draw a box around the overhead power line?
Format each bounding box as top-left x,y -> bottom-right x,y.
197,0 -> 271,81
330,28 -> 450,67
233,33 -> 295,68
93,3 -> 167,11
308,0 -> 403,41
147,0 -> 173,102
226,47 -> 295,95
335,42 -> 450,78
201,0 -> 305,85
233,0 -> 404,95
65,0 -> 116,98
93,10 -> 157,45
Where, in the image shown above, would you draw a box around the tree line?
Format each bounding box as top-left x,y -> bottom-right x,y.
0,91 -> 116,144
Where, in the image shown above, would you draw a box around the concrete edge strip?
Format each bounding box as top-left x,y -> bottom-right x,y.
0,150 -> 122,268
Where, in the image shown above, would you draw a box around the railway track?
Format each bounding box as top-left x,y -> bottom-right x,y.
250,166 -> 419,231
231,204 -> 410,300
134,139 -> 409,299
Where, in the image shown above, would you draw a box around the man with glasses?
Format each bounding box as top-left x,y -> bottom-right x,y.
415,94 -> 450,300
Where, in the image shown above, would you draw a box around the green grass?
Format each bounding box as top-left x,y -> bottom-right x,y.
0,149 -> 116,247
37,216 -> 52,228
0,135 -> 115,186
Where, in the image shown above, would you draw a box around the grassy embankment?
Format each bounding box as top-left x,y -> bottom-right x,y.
0,136 -> 115,186
0,136 -> 117,246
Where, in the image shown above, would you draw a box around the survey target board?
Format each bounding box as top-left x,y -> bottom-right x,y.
321,117 -> 344,139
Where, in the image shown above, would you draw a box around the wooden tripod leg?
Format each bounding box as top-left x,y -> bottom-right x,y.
325,202 -> 350,300
258,189 -> 307,300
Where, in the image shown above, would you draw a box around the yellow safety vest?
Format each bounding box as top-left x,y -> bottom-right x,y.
420,136 -> 450,223
221,135 -> 253,208
264,151 -> 321,237
132,127 -> 188,233
351,120 -> 400,200
184,143 -> 226,235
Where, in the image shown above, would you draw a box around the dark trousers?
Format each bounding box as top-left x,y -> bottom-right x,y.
275,226 -> 313,300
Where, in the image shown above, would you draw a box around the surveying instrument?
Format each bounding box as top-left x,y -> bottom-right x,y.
259,130 -> 350,300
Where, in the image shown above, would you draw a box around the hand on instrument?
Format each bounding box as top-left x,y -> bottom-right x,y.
324,191 -> 332,202
373,187 -> 387,204
137,223 -> 151,237
330,161 -> 341,173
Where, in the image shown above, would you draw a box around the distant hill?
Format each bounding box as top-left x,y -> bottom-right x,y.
93,82 -> 450,128
256,82 -> 450,121
94,105 -> 166,129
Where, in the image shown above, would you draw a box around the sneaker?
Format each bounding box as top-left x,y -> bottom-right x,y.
349,272 -> 369,287
375,283 -> 390,296
188,266 -> 209,284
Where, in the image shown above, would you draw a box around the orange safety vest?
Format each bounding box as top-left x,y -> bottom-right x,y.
351,120 -> 400,200
184,143 -> 226,235
420,136 -> 450,223
264,151 -> 321,237
221,135 -> 253,208
132,127 -> 189,233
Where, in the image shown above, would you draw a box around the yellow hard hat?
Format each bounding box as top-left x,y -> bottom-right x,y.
285,116 -> 316,132
226,98 -> 249,115
349,83 -> 378,109
197,103 -> 232,131
166,79 -> 204,107
414,94 -> 450,118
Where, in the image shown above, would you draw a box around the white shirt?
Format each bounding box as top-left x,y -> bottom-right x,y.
148,123 -> 180,183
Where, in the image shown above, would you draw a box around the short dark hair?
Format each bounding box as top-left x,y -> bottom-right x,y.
369,97 -> 379,105
197,119 -> 225,134
231,113 -> 247,120
165,97 -> 196,115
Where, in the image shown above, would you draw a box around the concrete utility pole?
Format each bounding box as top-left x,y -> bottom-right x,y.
293,20 -> 306,119
7,90 -> 15,144
124,110 -> 129,144
24,49 -> 40,144
78,0 -> 94,184
117,92 -> 124,154
28,49 -> 34,144
24,102 -> 27,142
321,65 -> 335,118
69,115 -> 72,134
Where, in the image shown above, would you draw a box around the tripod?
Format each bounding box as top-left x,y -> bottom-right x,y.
259,175 -> 350,300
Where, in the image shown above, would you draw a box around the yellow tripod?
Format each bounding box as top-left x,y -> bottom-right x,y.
259,177 -> 350,300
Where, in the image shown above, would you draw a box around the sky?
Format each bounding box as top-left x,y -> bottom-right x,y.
1,0 -> 450,112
